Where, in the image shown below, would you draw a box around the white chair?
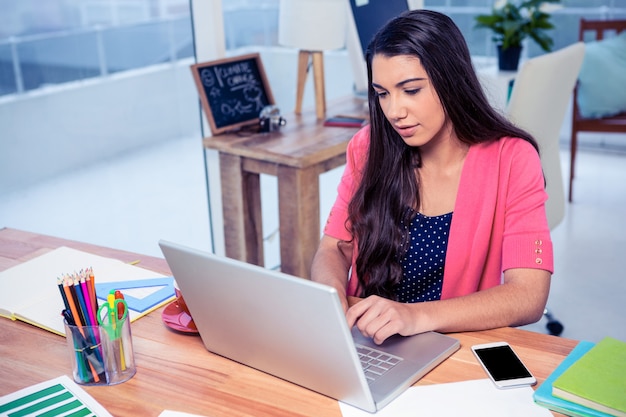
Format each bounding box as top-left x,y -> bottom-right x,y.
505,42 -> 586,335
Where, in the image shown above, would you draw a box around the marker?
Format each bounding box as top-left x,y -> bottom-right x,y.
114,290 -> 125,320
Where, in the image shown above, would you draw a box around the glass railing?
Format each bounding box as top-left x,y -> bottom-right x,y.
0,16 -> 192,97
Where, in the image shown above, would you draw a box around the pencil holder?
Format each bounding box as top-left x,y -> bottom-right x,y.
64,318 -> 136,385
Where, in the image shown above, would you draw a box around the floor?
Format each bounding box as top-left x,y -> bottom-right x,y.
1,132 -> 624,345
0,135 -> 213,259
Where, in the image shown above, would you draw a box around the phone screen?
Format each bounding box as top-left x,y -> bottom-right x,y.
474,345 -> 532,381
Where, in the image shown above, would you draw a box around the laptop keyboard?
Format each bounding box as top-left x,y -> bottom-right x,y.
355,344 -> 403,384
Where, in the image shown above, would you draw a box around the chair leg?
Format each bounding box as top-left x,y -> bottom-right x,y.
569,130 -> 577,202
543,308 -> 564,336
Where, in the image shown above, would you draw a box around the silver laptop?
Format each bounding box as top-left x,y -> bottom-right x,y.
159,240 -> 460,413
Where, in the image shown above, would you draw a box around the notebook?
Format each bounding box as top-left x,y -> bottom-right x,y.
159,240 -> 459,413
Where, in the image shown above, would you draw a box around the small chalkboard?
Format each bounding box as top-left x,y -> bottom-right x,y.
191,53 -> 275,135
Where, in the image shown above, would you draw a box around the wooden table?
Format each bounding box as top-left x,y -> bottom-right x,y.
0,228 -> 576,416
203,97 -> 366,279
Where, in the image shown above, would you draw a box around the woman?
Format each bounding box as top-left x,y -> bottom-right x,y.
311,9 -> 553,345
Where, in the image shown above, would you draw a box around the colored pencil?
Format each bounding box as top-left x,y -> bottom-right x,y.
62,276 -> 83,327
62,273 -> 102,383
80,274 -> 96,327
72,275 -> 90,327
86,267 -> 98,311
57,276 -> 71,314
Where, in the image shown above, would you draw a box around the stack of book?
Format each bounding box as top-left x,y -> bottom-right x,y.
534,336 -> 626,417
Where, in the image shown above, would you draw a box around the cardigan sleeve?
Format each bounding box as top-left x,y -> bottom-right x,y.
500,139 -> 553,273
440,138 -> 553,299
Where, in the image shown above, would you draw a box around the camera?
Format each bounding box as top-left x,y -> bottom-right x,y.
259,105 -> 286,133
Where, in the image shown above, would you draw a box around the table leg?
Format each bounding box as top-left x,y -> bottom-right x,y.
219,153 -> 264,266
277,164 -> 320,279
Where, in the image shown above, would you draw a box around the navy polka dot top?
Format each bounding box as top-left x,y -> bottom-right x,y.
397,210 -> 452,303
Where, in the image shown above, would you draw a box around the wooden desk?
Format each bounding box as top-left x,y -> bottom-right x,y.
0,228 -> 576,416
203,97 -> 366,279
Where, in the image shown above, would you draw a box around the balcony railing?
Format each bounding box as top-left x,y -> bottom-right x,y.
0,16 -> 192,97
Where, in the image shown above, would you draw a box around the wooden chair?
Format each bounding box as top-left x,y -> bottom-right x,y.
569,19 -> 626,202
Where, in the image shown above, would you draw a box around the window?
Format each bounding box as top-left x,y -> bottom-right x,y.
221,0 -> 626,58
0,0 -> 192,95
0,0 -> 207,258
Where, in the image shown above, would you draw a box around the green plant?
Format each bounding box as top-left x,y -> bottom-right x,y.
474,0 -> 561,52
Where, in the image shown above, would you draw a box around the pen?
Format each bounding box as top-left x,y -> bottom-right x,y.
62,309 -> 76,326
107,292 -> 116,331
114,290 -> 125,320
113,290 -> 127,371
98,290 -> 128,373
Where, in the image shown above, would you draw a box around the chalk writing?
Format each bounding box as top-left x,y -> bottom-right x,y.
191,54 -> 274,134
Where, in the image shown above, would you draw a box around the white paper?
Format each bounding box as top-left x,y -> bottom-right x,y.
158,412 -> 206,417
339,379 -> 553,417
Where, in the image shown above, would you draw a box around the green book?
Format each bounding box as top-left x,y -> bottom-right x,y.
552,336 -> 626,417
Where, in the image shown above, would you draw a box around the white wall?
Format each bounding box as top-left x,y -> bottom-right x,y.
0,59 -> 200,195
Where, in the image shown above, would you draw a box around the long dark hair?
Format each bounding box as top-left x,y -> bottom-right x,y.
348,9 -> 539,299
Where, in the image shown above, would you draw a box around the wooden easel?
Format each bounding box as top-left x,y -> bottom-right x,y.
295,50 -> 326,120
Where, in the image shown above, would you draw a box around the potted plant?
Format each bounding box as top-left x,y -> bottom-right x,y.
475,0 -> 561,70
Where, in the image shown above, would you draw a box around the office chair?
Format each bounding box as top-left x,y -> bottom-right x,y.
505,42 -> 586,336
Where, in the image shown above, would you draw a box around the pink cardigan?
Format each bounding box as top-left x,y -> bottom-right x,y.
323,127 -> 554,299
